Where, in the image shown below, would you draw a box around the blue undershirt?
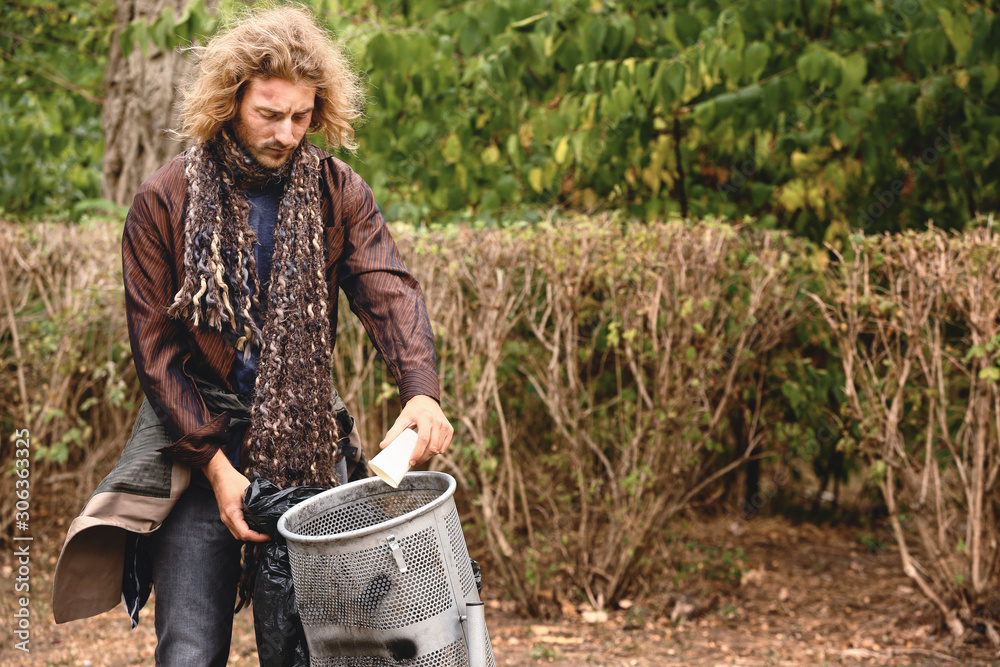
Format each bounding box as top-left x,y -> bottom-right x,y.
228,184 -> 281,466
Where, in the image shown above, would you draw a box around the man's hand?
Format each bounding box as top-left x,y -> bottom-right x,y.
203,449 -> 270,543
380,395 -> 454,466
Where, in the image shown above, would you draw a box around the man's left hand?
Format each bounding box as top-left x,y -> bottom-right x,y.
380,395 -> 454,466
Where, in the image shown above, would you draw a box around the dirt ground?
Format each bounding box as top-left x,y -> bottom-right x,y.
2,512 -> 998,666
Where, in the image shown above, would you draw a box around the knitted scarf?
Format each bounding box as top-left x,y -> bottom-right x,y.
168,128 -> 341,490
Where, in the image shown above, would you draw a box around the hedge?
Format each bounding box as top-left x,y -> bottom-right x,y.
3,216 -> 999,637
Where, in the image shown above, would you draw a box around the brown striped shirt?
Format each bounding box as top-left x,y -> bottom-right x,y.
122,144 -> 439,465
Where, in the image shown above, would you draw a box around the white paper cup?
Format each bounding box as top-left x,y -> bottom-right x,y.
370,428 -> 419,488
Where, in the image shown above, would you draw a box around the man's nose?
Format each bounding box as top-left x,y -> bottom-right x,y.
275,118 -> 295,147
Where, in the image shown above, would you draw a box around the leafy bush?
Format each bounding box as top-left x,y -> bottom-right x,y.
11,0 -> 999,235
330,0 -> 1000,236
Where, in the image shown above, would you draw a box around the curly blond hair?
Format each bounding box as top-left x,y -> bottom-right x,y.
178,4 -> 363,150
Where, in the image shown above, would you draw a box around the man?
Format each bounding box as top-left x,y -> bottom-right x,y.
52,6 -> 453,665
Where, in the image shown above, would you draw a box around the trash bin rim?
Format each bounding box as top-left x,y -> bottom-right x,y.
275,471 -> 457,544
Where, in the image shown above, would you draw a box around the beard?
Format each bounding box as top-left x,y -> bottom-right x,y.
231,117 -> 299,171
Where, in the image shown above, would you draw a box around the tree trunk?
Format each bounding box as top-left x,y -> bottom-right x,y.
102,0 -> 216,206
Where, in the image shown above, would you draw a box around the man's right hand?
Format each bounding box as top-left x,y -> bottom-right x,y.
203,449 -> 270,542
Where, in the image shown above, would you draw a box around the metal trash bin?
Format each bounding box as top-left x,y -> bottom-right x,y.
277,471 -> 495,667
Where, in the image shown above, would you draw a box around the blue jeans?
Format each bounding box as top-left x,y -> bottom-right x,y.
148,482 -> 243,667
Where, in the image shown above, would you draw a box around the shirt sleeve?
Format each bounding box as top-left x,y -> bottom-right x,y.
333,167 -> 440,406
122,180 -> 230,468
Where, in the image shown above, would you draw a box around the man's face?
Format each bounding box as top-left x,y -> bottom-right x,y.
234,77 -> 315,169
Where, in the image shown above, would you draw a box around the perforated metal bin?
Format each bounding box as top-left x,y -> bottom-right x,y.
277,472 -> 495,667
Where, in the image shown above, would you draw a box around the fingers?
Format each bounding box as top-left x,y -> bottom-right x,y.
235,521 -> 271,543
380,395 -> 455,467
413,422 -> 455,465
410,425 -> 434,466
379,419 -> 408,450
411,417 -> 454,465
205,453 -> 271,543
214,503 -> 268,542
222,505 -> 271,543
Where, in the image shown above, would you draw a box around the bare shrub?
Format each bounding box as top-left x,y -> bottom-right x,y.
372,217 -> 814,614
2,216 -> 814,618
811,225 -> 1000,644
0,220 -> 141,538
512,218 -> 810,611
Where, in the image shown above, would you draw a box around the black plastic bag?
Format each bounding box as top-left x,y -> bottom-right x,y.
471,558 -> 483,594
242,479 -> 325,667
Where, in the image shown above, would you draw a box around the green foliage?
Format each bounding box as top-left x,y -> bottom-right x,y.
0,0 -> 113,216
8,0 -> 998,231
763,314 -> 858,503
305,0 -> 1000,238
